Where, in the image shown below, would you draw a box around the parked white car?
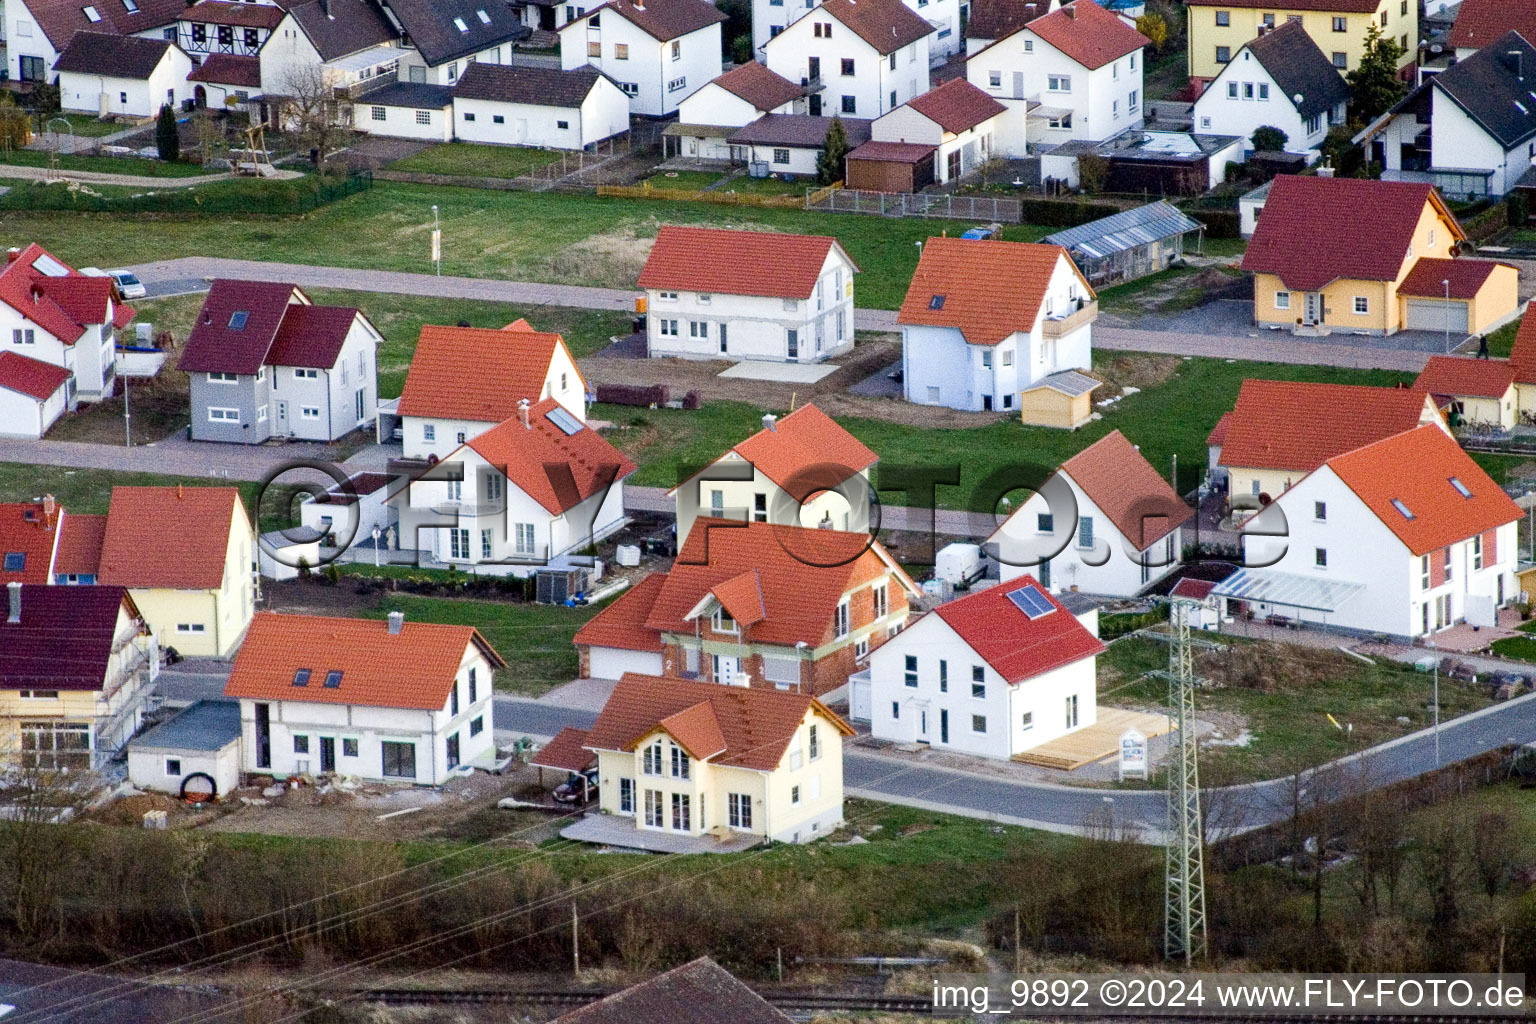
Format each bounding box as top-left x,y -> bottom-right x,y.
80,266 -> 147,298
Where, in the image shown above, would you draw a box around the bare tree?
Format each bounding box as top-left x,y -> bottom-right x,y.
1470,811 -> 1515,907
0,744 -> 97,943
276,63 -> 349,168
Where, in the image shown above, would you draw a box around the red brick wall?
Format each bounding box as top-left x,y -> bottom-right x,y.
577,645 -> 591,678
1486,528 -> 1498,566
1430,547 -> 1446,587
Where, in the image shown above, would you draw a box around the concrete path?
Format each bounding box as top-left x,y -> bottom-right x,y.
0,431 -> 387,483
0,164 -> 303,189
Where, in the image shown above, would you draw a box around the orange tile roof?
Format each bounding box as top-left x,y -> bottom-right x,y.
0,351 -> 70,401
638,225 -> 855,300
646,518 -> 914,647
903,78 -> 1007,133
1449,0 -> 1536,50
459,398 -> 636,515
396,324 -> 583,422
0,243 -> 121,346
1205,411 -> 1232,448
1413,355 -> 1516,400
530,726 -> 596,772
223,612 -> 504,710
658,700 -> 729,759
0,502 -> 61,584
55,512 -> 106,577
1024,0 -> 1148,70
934,576 -> 1105,684
1326,425 -> 1520,556
574,572 -> 668,652
1217,379 -> 1440,473
1059,430 -> 1192,549
725,403 -> 878,495
897,236 -> 1088,346
97,486 -> 249,590
710,61 -> 802,112
710,569 -> 766,627
584,673 -> 852,772
1511,305 -> 1536,384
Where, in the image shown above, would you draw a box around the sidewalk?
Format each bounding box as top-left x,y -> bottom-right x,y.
0,432 -> 392,483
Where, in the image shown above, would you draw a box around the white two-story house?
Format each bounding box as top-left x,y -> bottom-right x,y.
224,611 -> 505,783
752,0 -> 965,60
1228,424 -> 1521,640
967,0 -> 1147,156
640,225 -> 858,363
764,0 -> 933,120
898,236 -> 1095,413
383,0 -> 528,86
0,243 -> 131,408
559,0 -> 725,117
178,279 -> 381,444
670,61 -> 803,161
6,0 -> 185,83
258,0 -> 401,102
864,77 -> 1006,183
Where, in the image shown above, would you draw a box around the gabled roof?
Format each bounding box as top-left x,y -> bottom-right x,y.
20,0 -> 186,51
452,63 -> 606,107
1326,424 -> 1521,556
1449,0 -> 1536,51
1240,175 -> 1463,292
570,0 -> 724,42
715,403 -> 878,495
1059,430 -> 1191,548
382,0 -> 528,67
1509,304 -> 1536,384
708,61 -> 801,112
1206,410 -> 1232,448
530,726 -> 596,772
897,236 -> 1088,346
1217,379 -> 1441,473
176,279 -> 303,376
0,585 -> 141,691
706,569 -> 766,628
816,0 -> 934,54
1187,0 -> 1379,9
181,1 -> 287,28
187,53 -> 262,87
396,323 -> 577,422
0,502 -> 62,584
965,0 -> 1048,40
1021,0 -> 1146,70
1413,355 -> 1517,399
53,31 -> 176,78
1170,577 -> 1218,600
901,78 -> 1007,133
1425,34 -> 1536,149
97,486 -> 249,590
1241,21 -> 1348,120
55,511 -> 106,577
0,243 -> 126,345
0,351 -> 70,401
552,958 -> 791,1024
286,0 -> 397,62
573,572 -> 668,652
644,519 -> 915,647
933,576 -> 1105,684
1398,256 -> 1508,299
266,303 -> 372,369
450,398 -> 635,515
583,675 -> 852,772
727,112 -> 873,147
223,611 -> 504,711
639,225 -> 857,301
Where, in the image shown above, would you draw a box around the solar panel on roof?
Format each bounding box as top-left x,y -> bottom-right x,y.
546,406 -> 583,435
1006,583 -> 1055,619
31,254 -> 69,277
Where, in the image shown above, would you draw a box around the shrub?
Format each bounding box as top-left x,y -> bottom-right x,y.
155,104 -> 179,163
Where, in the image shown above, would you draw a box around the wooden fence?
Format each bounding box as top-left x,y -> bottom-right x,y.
596,179 -> 839,209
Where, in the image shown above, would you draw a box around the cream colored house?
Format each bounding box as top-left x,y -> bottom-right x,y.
1413,356 -> 1518,431
576,673 -> 852,848
1185,0 -> 1415,93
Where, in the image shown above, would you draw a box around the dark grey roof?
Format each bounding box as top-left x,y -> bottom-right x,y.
1242,22 -> 1348,120
1430,30 -> 1536,148
288,0 -> 398,62
1043,200 -> 1204,259
260,526 -> 325,545
453,62 -> 605,107
53,31 -> 176,79
727,113 -> 872,147
129,699 -> 241,753
552,958 -> 790,1024
383,0 -> 530,67
362,80 -> 454,107
0,957 -> 236,1024
1024,369 -> 1103,397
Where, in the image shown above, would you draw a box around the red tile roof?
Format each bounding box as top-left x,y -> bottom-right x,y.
97,486 -> 249,590
645,518 -> 913,647
181,0 -> 287,27
902,78 -> 1007,133
1241,176 -> 1463,292
55,512 -> 106,577
187,53 -> 263,87
267,304 -> 373,369
1413,355 -> 1516,400
22,0 -> 186,51
710,61 -> 801,112
1024,0 -> 1148,70
897,236 -> 1088,346
0,243 -> 122,345
1449,0 -> 1536,50
818,0 -> 935,54
32,275 -> 118,330
1510,305 -> 1536,384
0,351 -> 70,401
1205,411 -> 1233,448
1326,424 -> 1521,556
584,674 -> 852,772
457,398 -> 635,515
396,324 -> 580,422
176,279 -> 302,375
224,612 -> 504,710
725,403 -> 878,496
710,569 -> 767,627
847,140 -> 937,162
1059,430 -> 1192,548
933,575 -> 1104,684
0,585 -> 143,691
0,502 -> 62,584
530,726 -> 597,772
1398,257 -> 1510,299
1169,577 -> 1218,600
573,573 -> 668,652
638,225 -> 855,301
1218,379 -> 1440,473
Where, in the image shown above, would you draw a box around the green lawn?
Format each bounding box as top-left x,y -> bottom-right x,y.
1490,616 -> 1536,660
0,464 -> 259,513
1486,318 -> 1520,358
47,113 -> 128,138
0,148 -> 210,177
643,170 -> 725,190
1201,236 -> 1247,258
389,143 -> 562,179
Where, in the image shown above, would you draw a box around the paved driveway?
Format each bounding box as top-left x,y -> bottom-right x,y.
1125,299 -> 1475,355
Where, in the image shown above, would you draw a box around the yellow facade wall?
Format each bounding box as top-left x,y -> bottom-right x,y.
132,500 -> 254,658
1445,389 -> 1515,430
0,690 -> 102,762
1226,465 -> 1305,506
1187,0 -> 1416,84
1468,266 -> 1521,336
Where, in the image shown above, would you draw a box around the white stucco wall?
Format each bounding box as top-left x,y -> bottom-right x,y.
58,48 -> 195,118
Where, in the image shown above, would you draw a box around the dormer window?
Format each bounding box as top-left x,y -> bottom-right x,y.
82,5 -> 101,20
712,607 -> 737,634
929,294 -> 945,310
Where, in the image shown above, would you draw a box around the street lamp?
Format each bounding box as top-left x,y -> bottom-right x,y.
431,204 -> 441,277
372,524 -> 382,568
1443,278 -> 1452,353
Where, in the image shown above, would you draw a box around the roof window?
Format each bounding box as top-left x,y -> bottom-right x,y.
476,7 -> 490,21
228,311 -> 249,329
122,0 -> 138,12
1449,476 -> 1472,498
324,669 -> 343,688
454,16 -> 468,30
1390,499 -> 1415,520
928,294 -> 945,310
82,5 -> 101,20
2,552 -> 24,571
292,668 -> 311,686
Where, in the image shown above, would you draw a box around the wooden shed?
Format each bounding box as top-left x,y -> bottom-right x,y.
845,141 -> 936,193
1019,370 -> 1102,429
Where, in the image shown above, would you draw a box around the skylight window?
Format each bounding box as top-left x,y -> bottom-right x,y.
2,552 -> 24,571
454,16 -> 468,30
476,7 -> 491,21
1518,101 -> 1530,116
1449,476 -> 1472,498
228,311 -> 249,329
1007,583 -> 1055,619
122,0 -> 138,12
323,670 -> 343,688
1391,499 -> 1415,520
547,406 -> 583,435
292,668 -> 311,686
82,4 -> 101,20
929,294 -> 945,310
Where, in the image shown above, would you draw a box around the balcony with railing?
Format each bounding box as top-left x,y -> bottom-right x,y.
1041,299 -> 1098,338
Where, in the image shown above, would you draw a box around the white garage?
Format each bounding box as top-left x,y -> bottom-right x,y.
1405,299 -> 1469,333
451,62 -> 629,151
126,700 -> 243,801
354,82 -> 454,141
573,574 -> 668,681
0,351 -> 70,440
588,646 -> 664,680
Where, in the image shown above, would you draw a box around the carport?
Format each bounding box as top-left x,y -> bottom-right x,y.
1211,568 -> 1367,634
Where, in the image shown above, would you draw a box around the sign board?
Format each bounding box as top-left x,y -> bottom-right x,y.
430,228 -> 441,265
1118,727 -> 1148,781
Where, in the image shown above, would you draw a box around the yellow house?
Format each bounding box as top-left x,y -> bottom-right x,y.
96,486 -> 255,658
1186,0 -> 1416,92
0,583 -> 156,768
1241,175 -> 1521,337
568,673 -> 852,851
1505,306 -> 1536,420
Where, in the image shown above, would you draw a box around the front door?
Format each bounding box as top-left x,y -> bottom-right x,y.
940,709 -> 949,744
947,149 -> 962,181
713,654 -> 740,685
919,708 -> 929,743
1303,292 -> 1320,325
275,399 -> 289,434
787,329 -> 798,360
319,736 -> 335,773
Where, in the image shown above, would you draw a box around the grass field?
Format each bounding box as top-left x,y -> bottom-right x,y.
49,114 -> 129,137
1486,317 -> 1521,358
0,464 -> 259,512
389,143 -> 562,179
0,148 -> 210,177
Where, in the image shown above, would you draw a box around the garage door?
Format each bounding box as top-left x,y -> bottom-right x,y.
1405,299 -> 1469,333
589,647 -> 664,680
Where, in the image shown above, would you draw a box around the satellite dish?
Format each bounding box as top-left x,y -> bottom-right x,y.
1293,92 -> 1304,104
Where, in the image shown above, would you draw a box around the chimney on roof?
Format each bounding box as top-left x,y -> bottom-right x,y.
387,610 -> 404,635
518,397 -> 531,429
4,248 -> 19,264
1508,49 -> 1525,81
1064,2 -> 1075,17
1317,163 -> 1335,178
42,493 -> 55,529
321,0 -> 332,18
6,582 -> 19,625
762,413 -> 777,432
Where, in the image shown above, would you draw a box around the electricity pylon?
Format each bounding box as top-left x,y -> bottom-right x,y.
1161,598 -> 1206,963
